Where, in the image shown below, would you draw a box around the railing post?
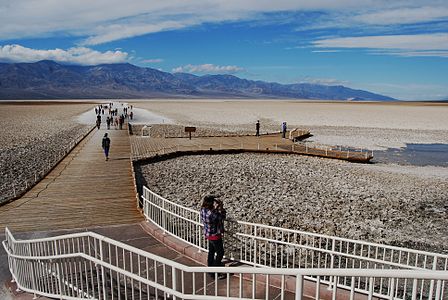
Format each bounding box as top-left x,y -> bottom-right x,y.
428,256 -> 437,300
56,262 -> 63,299
27,243 -> 38,299
172,267 -> 177,300
100,240 -> 107,300
253,225 -> 257,265
295,274 -> 303,300
162,197 -> 167,234
328,239 -> 336,290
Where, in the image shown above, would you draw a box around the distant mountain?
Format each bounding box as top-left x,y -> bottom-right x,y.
0,60 -> 395,100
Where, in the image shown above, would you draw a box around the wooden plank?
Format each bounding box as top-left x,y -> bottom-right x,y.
0,126 -> 143,233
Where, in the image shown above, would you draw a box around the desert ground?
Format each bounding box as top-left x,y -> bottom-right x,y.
1,99 -> 447,254
0,102 -> 94,204
131,100 -> 448,150
132,100 -> 448,253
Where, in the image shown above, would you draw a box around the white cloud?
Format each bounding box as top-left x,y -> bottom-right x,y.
298,77 -> 349,86
141,58 -> 164,63
172,64 -> 244,74
0,44 -> 128,65
313,33 -> 448,57
354,6 -> 448,25
0,0 -> 389,44
311,49 -> 341,53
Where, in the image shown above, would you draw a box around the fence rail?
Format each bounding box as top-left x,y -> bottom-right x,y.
4,227 -> 448,300
142,186 -> 448,300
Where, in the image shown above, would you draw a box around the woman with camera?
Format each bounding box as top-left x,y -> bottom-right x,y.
200,195 -> 227,279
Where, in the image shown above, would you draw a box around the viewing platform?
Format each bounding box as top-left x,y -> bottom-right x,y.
130,131 -> 373,163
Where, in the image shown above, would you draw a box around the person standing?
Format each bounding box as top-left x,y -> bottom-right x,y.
102,133 -> 111,161
282,121 -> 287,139
200,195 -> 227,279
255,120 -> 260,136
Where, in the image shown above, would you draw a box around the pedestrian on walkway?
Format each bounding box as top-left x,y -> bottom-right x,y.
200,195 -> 227,279
102,133 -> 111,161
255,120 -> 260,136
96,115 -> 101,130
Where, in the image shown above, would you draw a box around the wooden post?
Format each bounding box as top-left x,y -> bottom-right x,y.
184,126 -> 196,140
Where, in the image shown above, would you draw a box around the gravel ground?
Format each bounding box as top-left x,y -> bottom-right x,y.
136,153 -> 448,254
0,103 -> 93,204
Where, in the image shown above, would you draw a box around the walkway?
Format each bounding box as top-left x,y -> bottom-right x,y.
0,126 -> 143,233
130,132 -> 373,163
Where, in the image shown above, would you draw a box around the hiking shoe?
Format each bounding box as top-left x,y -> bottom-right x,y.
217,273 -> 227,280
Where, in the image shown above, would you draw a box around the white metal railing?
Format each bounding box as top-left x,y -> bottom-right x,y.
4,227 -> 448,300
142,186 -> 448,300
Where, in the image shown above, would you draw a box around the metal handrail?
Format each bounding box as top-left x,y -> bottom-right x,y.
4,227 -> 448,300
142,185 -> 448,299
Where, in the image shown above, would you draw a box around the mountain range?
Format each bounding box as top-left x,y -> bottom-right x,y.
0,60 -> 395,101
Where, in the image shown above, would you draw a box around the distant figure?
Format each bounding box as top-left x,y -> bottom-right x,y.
130,111 -> 134,120
119,114 -> 124,130
114,116 -> 119,129
200,195 -> 227,279
255,120 -> 260,136
282,122 -> 287,139
96,115 -> 101,130
106,116 -> 111,130
102,133 -> 111,161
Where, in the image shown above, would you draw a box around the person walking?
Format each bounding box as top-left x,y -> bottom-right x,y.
102,133 -> 111,161
200,195 -> 227,279
96,115 -> 101,130
255,120 -> 260,136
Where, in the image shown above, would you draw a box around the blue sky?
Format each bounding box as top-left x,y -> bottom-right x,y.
0,1 -> 447,100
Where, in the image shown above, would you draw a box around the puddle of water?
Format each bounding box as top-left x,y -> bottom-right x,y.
77,103 -> 172,125
373,143 -> 448,167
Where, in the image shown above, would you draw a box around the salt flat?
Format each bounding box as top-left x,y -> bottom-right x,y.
0,102 -> 93,204
131,100 -> 448,150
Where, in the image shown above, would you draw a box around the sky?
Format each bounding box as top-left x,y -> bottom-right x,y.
0,1 -> 447,100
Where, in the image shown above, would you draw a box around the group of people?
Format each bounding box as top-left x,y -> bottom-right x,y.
95,103 -> 134,131
255,120 -> 288,138
97,102 -> 135,161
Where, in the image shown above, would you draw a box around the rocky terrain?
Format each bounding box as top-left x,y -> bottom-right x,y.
0,103 -> 93,204
0,60 -> 394,100
136,153 -> 448,254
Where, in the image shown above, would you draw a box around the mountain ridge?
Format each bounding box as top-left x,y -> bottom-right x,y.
0,60 -> 396,101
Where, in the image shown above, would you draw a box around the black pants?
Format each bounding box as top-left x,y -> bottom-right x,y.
207,239 -> 224,267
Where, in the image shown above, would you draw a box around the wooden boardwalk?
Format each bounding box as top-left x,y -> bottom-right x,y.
130,132 -> 373,163
0,126 -> 143,233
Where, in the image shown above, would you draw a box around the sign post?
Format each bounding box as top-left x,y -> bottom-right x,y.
184,126 -> 196,140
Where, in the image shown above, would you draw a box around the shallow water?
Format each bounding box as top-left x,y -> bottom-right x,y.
76,103 -> 172,125
373,143 -> 448,167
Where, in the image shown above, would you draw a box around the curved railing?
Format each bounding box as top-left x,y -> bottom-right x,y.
4,227 -> 448,300
142,186 -> 448,299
